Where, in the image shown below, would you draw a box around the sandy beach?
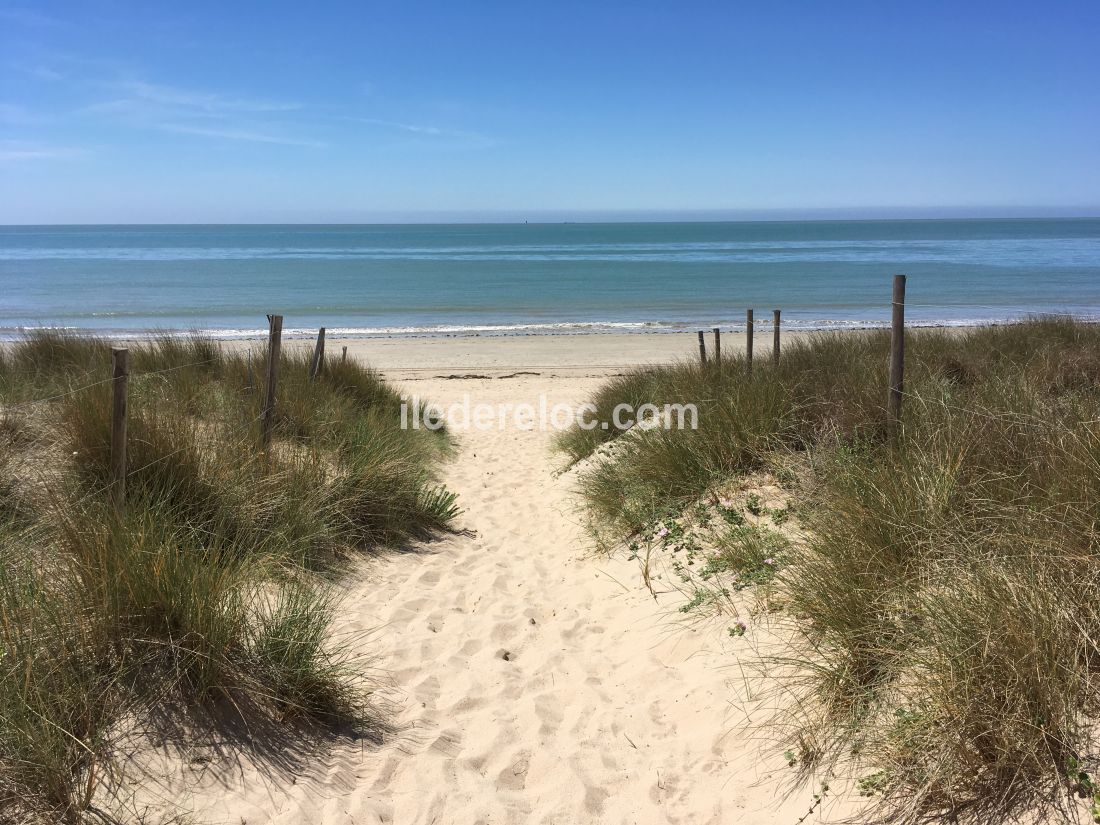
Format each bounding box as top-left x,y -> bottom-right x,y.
234,329 -> 823,373
117,330 -> 859,824
5,322 -> 1095,823
6,1 -> 1098,819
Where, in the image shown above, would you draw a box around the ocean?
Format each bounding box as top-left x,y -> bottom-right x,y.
2,219 -> 1099,339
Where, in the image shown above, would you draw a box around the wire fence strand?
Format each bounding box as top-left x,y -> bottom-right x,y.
1,357 -> 219,410
60,407 -> 269,512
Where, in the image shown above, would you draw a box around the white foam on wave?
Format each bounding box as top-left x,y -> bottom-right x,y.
4,313 -> 1097,342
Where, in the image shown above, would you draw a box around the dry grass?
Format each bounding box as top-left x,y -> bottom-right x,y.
562,318 -> 1100,822
0,330 -> 456,822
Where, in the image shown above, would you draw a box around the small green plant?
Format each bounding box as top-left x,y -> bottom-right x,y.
767,504 -> 790,525
712,525 -> 788,591
796,783 -> 830,823
717,499 -> 745,525
1066,756 -> 1100,822
858,771 -> 891,797
679,589 -> 712,613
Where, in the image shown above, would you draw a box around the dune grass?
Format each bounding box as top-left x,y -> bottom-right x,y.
561,318 -> 1100,822
0,330 -> 456,822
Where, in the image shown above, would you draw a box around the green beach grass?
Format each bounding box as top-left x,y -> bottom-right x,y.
0,331 -> 457,821
559,317 -> 1100,823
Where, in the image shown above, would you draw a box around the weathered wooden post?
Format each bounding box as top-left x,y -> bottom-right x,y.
773,309 -> 781,362
697,330 -> 708,365
261,315 -> 283,453
746,309 -> 754,373
309,326 -> 326,381
341,345 -> 347,365
887,275 -> 906,442
712,327 -> 721,362
110,348 -> 128,509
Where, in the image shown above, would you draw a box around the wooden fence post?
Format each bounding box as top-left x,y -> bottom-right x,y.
746,309 -> 754,373
309,326 -> 326,381
261,315 -> 283,453
697,330 -> 708,365
773,309 -> 781,362
887,275 -> 906,441
110,348 -> 128,509
341,345 -> 347,365
712,327 -> 721,362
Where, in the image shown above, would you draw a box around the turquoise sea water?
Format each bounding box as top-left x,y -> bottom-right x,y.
1,220 -> 1099,339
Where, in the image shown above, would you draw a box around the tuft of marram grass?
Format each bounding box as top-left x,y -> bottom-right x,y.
564,318 -> 1100,822
247,580 -> 367,722
0,522 -> 120,817
0,332 -> 456,821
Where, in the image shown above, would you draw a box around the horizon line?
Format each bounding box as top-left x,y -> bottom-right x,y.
5,206 -> 1100,228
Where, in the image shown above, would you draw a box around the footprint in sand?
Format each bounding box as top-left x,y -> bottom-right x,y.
534,693 -> 564,736
495,750 -> 532,791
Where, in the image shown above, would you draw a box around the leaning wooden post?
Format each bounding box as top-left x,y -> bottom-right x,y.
341,345 -> 347,365
697,330 -> 708,365
745,309 -> 754,373
887,275 -> 906,442
309,326 -> 326,381
109,348 -> 129,510
712,327 -> 721,363
261,315 -> 283,454
773,309 -> 781,362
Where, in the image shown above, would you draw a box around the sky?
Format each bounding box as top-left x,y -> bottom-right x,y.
2,0 -> 1099,223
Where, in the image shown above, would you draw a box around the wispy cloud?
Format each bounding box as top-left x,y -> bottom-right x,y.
80,81 -> 300,118
159,124 -> 325,148
349,117 -> 497,148
0,141 -> 86,162
114,81 -> 301,114
18,67 -> 492,154
356,117 -> 450,136
78,78 -> 322,148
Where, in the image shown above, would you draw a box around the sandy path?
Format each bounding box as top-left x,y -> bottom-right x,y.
326,374 -> 744,824
140,367 -> 854,824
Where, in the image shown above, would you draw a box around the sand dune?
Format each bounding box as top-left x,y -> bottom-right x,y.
123,338 -> 861,824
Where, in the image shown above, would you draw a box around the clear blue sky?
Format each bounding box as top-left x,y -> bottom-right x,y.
2,0 -> 1099,223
